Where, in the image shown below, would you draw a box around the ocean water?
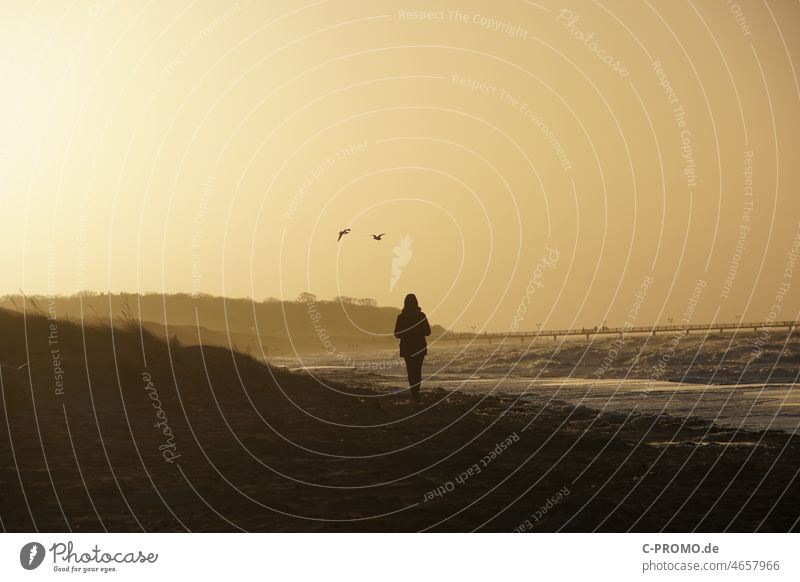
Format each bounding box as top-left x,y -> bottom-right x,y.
275,336 -> 800,435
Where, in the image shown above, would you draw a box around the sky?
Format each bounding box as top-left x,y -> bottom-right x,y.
1,0 -> 798,332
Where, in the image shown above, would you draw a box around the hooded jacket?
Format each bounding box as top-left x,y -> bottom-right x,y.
394,305 -> 432,359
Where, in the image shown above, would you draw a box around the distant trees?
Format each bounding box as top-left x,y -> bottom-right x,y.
297,292 -> 317,305
333,296 -> 376,307
290,293 -> 380,308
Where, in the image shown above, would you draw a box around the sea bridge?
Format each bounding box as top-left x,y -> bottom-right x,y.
441,320 -> 799,345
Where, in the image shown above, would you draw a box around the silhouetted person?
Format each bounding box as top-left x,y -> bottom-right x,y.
394,293 -> 431,403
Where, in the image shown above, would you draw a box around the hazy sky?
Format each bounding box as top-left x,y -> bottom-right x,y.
1,0 -> 798,331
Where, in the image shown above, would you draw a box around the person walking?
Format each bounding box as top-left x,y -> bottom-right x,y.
394,293 -> 431,403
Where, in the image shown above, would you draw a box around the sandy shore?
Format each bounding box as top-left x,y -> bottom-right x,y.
1,311 -> 797,532
2,354 -> 798,532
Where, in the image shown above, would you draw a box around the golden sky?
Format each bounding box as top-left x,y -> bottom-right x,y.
1,0 -> 798,331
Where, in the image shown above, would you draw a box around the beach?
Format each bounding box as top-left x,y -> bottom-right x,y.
2,317 -> 798,532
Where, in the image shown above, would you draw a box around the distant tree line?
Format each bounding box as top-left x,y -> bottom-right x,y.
295,292 -> 376,307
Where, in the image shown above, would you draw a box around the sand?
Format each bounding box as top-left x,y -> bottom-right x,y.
1,360 -> 798,532
1,312 -> 797,532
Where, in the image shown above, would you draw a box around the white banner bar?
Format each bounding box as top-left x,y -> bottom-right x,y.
1,533 -> 797,581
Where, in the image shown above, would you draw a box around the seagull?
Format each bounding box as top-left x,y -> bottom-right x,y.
370,233 -> 386,241
337,228 -> 351,242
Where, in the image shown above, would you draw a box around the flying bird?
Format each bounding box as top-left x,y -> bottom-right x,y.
370,233 -> 386,241
337,228 -> 351,242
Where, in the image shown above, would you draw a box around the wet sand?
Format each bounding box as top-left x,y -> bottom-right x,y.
2,357 -> 798,532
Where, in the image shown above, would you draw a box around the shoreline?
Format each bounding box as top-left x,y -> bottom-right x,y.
281,378 -> 800,531
304,365 -> 800,436
1,310 -> 798,532
2,365 -> 798,531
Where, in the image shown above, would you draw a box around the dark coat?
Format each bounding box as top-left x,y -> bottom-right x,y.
394,308 -> 431,359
